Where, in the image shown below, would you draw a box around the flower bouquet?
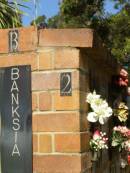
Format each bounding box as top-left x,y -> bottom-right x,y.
114,102 -> 128,122
124,140 -> 130,165
111,126 -> 130,151
112,126 -> 130,168
90,130 -> 108,161
86,91 -> 113,125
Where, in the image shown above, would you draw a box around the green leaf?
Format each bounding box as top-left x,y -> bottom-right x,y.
112,140 -> 119,147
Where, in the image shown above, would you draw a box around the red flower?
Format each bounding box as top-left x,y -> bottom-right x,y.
117,68 -> 129,86
127,155 -> 130,165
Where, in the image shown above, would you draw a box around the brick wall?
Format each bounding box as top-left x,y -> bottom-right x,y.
0,26 -> 119,173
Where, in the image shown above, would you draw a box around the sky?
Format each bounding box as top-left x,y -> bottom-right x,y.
22,0 -> 119,26
22,0 -> 59,26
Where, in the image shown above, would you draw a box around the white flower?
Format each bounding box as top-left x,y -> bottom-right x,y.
86,91 -> 113,124
87,101 -> 112,124
91,98 -> 103,110
86,91 -> 100,104
87,106 -> 112,124
99,116 -> 107,125
106,107 -> 113,117
91,99 -> 109,112
87,112 -> 98,122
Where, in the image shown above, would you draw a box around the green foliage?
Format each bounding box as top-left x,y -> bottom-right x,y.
57,0 -> 130,61
34,0 -> 130,62
30,15 -> 46,26
111,130 -> 125,151
47,14 -> 62,28
59,0 -> 105,28
0,0 -> 29,28
106,9 -> 130,61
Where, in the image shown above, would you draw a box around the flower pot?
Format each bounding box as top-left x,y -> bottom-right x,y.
120,158 -> 128,168
120,150 -> 128,168
92,151 -> 98,161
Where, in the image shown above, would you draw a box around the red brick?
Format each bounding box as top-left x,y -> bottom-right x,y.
55,133 -> 90,153
33,134 -> 38,152
0,29 -> 8,53
73,71 -> 80,89
54,48 -> 79,69
35,112 -> 80,132
39,29 -> 94,48
0,53 -> 37,70
53,90 -> 79,111
33,155 -> 82,173
19,26 -> 37,51
32,71 -> 79,91
39,92 -> 52,111
32,115 -> 37,132
55,134 -> 81,153
0,26 -> 37,53
80,114 -> 89,131
39,134 -> 52,153
32,93 -> 38,111
38,50 -> 53,70
32,72 -> 59,91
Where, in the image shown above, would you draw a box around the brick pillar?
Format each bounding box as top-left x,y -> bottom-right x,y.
32,46 -> 90,173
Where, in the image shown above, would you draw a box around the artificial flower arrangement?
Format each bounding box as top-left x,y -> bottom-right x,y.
86,90 -> 130,166
111,101 -> 130,167
86,80 -> 130,171
90,130 -> 108,161
86,91 -> 113,125
113,102 -> 128,122
111,126 -> 130,151
86,91 -> 112,161
90,130 -> 108,151
112,102 -> 129,152
111,125 -> 130,167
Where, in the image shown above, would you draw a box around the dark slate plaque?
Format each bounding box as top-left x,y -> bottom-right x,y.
60,72 -> 72,96
9,30 -> 19,52
0,65 -> 32,173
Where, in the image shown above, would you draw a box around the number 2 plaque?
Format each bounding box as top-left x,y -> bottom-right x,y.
60,72 -> 72,96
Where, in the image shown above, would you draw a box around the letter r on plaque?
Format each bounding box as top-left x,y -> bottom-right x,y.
9,30 -> 19,52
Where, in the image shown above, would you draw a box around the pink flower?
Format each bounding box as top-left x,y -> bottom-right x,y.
124,140 -> 130,152
93,130 -> 100,140
120,69 -> 128,78
125,130 -> 130,137
103,137 -> 108,142
113,126 -> 118,131
90,130 -> 108,151
118,69 -> 129,86
113,126 -> 129,135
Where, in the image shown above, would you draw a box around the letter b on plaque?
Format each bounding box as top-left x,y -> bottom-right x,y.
9,30 -> 19,52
